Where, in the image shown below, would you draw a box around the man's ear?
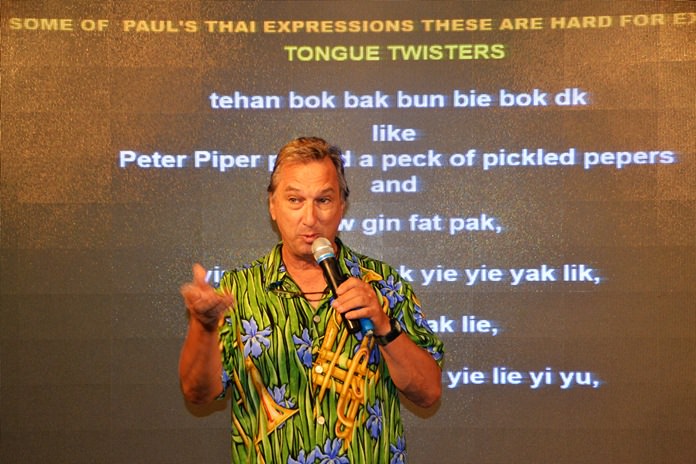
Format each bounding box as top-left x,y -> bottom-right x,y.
268,193 -> 276,221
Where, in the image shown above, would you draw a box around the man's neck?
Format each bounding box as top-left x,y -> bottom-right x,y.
281,247 -> 325,291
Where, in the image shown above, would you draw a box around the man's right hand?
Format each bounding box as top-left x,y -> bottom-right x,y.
180,263 -> 235,331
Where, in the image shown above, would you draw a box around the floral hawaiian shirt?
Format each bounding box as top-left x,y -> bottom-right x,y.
217,239 -> 444,464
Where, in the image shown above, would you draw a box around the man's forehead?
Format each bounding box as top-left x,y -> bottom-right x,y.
280,182 -> 339,195
276,160 -> 338,184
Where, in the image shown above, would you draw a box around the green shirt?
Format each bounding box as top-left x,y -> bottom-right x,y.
217,239 -> 444,464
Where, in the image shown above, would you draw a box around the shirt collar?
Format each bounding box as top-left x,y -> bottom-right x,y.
262,238 -> 353,293
262,242 -> 287,292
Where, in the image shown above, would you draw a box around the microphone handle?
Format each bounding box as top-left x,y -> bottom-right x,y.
320,259 -> 363,334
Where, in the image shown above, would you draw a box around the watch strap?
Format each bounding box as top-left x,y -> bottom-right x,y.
375,317 -> 402,346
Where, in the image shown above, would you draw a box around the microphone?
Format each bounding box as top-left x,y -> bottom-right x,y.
311,237 -> 374,336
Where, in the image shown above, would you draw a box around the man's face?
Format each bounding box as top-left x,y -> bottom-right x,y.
269,158 -> 345,263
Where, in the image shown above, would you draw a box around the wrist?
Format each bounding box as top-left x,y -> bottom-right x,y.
374,317 -> 402,346
373,317 -> 392,337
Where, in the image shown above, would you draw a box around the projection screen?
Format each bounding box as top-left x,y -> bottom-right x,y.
1,1 -> 694,463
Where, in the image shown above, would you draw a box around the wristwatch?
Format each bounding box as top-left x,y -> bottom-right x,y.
375,317 -> 402,346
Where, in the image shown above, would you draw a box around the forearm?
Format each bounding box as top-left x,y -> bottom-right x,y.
379,334 -> 442,407
178,317 -> 224,404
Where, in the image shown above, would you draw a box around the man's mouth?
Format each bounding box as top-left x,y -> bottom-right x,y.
301,233 -> 320,243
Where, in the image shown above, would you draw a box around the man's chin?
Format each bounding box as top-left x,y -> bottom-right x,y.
283,240 -> 315,261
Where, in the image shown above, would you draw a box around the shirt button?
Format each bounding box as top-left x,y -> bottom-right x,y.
313,315 -> 321,323
314,365 -> 324,374
317,416 -> 325,425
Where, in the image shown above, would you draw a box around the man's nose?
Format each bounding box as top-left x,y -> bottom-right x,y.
302,203 -> 318,224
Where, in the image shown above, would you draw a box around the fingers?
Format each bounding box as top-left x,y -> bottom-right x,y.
181,264 -> 234,331
180,264 -> 234,325
192,263 -> 208,288
180,283 -> 201,306
333,278 -> 380,317
181,264 -> 209,298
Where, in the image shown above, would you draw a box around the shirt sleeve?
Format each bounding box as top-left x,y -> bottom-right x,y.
388,274 -> 445,367
353,252 -> 445,367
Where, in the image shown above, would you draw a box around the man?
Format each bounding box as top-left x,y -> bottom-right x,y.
179,137 -> 444,463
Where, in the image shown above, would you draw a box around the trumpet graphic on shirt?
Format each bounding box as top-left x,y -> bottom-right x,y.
313,314 -> 379,447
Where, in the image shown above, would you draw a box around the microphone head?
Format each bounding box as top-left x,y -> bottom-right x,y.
312,237 -> 335,263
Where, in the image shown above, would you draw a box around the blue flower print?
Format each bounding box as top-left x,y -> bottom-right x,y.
427,345 -> 444,362
269,384 -> 295,409
344,254 -> 361,278
380,275 -> 404,309
293,328 -> 313,368
389,436 -> 407,464
366,401 -> 383,439
241,317 -> 271,358
288,448 -> 317,464
413,302 -> 429,329
268,384 -> 295,430
221,368 -> 233,392
317,438 -> 349,464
